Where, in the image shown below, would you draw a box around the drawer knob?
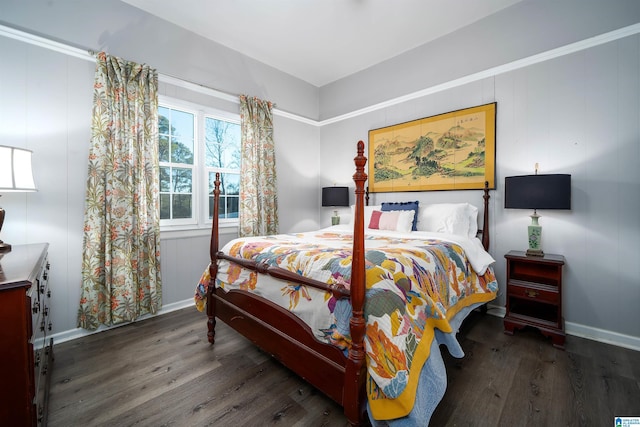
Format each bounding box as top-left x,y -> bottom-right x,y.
525,289 -> 539,298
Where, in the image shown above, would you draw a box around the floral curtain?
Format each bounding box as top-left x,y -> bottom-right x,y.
78,52 -> 162,330
239,95 -> 279,237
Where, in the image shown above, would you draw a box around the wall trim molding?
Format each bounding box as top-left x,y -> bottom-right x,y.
319,22 -> 640,126
3,22 -> 640,127
0,24 -> 318,125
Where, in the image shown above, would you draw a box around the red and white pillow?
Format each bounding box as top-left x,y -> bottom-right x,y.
368,210 -> 415,233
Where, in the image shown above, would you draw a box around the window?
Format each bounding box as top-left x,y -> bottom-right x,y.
205,117 -> 241,220
159,98 -> 240,229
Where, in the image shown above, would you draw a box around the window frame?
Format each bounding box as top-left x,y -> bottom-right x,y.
159,95 -> 240,232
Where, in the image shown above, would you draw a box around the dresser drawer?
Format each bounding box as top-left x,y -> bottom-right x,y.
507,280 -> 558,304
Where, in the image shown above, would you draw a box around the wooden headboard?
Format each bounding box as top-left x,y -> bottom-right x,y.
364,182 -> 491,251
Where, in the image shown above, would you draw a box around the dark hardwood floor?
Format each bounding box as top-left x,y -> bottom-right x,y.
48,307 -> 640,426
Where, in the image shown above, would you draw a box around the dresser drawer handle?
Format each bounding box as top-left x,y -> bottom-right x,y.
525,289 -> 539,298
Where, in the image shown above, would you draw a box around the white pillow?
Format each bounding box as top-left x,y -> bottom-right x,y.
467,203 -> 479,238
417,203 -> 477,237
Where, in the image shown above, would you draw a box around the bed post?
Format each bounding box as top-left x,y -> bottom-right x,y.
344,140 -> 368,426
207,172 -> 221,344
482,181 -> 490,251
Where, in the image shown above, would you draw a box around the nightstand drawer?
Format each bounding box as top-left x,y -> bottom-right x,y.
508,281 -> 558,304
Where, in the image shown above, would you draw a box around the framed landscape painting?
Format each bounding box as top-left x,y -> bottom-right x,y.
368,102 -> 496,192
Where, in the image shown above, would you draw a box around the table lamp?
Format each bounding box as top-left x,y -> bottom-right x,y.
322,186 -> 349,225
504,171 -> 571,256
0,145 -> 37,253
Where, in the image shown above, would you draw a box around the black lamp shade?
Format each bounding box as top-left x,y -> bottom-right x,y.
505,174 -> 571,210
322,186 -> 349,207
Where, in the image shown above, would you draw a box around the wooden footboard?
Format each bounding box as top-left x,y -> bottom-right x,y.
207,141 -> 369,426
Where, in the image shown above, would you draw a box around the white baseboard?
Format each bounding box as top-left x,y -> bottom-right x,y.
485,303 -> 640,352
43,300 -> 640,352
564,322 -> 640,352
42,299 -> 197,347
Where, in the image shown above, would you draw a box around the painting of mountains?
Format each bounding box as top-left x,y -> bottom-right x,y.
368,103 -> 496,192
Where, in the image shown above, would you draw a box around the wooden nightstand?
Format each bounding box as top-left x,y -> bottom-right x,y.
503,250 -> 566,349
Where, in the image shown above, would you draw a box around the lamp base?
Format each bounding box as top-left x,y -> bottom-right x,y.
527,211 -> 543,257
331,210 -> 340,225
0,241 -> 11,253
526,248 -> 544,257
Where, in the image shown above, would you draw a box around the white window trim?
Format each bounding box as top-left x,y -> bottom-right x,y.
159,95 -> 240,234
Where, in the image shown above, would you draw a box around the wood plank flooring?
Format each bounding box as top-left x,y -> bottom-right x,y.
47,308 -> 640,426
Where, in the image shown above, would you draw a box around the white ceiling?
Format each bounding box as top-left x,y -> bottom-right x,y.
121,0 -> 523,87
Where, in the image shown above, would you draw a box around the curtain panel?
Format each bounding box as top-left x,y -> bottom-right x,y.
238,95 -> 279,237
78,52 -> 162,330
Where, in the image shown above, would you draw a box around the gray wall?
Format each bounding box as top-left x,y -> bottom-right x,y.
1,0 -> 639,348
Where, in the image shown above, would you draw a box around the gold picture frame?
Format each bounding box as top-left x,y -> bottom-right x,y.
368,102 -> 496,192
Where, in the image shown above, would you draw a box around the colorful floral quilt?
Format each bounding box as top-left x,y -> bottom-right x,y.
195,229 -> 497,420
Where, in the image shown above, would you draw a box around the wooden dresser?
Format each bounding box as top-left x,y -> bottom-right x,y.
0,243 -> 52,426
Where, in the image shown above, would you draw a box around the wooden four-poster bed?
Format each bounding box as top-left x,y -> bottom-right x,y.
198,140 -> 496,426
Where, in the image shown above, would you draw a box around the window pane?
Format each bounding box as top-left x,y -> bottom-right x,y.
159,167 -> 170,192
208,173 -> 240,219
217,197 -> 225,219
171,110 -> 194,140
221,173 -> 239,195
159,107 -> 171,136
204,117 -> 240,169
160,194 -> 170,219
159,135 -> 170,162
171,137 -> 194,165
226,196 -> 239,218
173,194 -> 192,219
172,168 -> 192,193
